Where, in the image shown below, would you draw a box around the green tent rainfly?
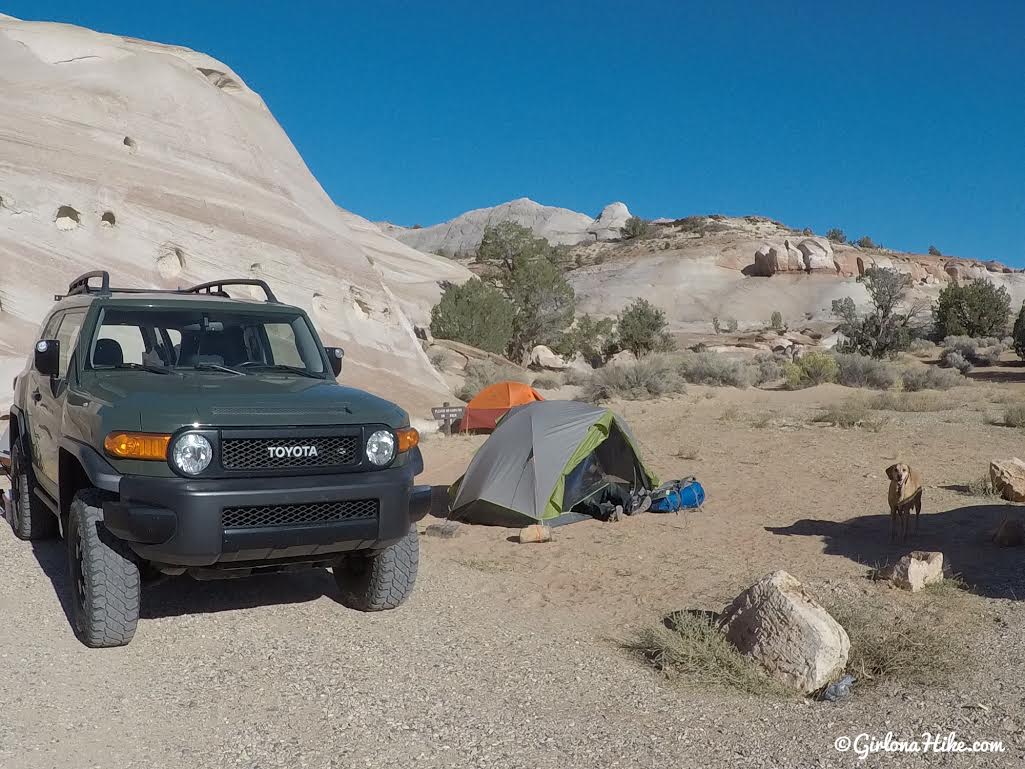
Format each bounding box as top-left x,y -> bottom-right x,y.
449,400 -> 658,527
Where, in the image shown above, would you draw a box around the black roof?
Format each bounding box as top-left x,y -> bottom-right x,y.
56,271 -> 280,304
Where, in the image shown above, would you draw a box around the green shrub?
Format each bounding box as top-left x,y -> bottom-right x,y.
617,299 -> 675,357
928,245 -> 942,256
832,353 -> 899,389
582,356 -> 684,402
1013,302 -> 1025,362
832,268 -> 917,358
476,222 -> 576,358
456,359 -> 528,401
621,216 -> 653,240
557,313 -> 616,365
430,278 -> 515,354
933,279 -> 1011,339
856,236 -> 877,249
899,364 -> 964,391
784,351 -> 839,389
428,349 -> 447,370
942,350 -> 972,374
826,228 -> 847,244
942,335 -> 1006,366
770,311 -> 784,332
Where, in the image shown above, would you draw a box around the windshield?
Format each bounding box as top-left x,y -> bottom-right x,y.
87,306 -> 327,376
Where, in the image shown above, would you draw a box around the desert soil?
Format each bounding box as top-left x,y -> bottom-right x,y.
3,384 -> 1025,768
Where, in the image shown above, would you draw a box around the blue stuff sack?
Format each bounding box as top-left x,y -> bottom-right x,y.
649,478 -> 705,513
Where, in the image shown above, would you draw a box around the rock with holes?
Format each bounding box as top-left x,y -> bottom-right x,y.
718,570 -> 850,693
990,459 -> 1025,503
0,14 -> 470,414
890,551 -> 944,592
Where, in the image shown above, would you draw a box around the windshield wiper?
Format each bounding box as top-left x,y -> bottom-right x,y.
191,362 -> 244,376
100,362 -> 174,375
242,364 -> 323,379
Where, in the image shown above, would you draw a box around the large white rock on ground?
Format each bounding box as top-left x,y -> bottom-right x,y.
0,15 -> 458,414
890,551 -> 944,592
796,238 -> 836,272
990,459 -> 1025,503
528,345 -> 568,370
718,570 -> 850,693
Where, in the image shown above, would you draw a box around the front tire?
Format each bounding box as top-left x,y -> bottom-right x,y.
333,525 -> 419,611
67,489 -> 141,647
9,437 -> 58,540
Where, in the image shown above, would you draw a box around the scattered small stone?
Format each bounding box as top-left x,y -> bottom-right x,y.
517,524 -> 552,544
890,551 -> 944,592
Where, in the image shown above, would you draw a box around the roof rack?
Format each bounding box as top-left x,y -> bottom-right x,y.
184,279 -> 278,303
55,271 -> 279,303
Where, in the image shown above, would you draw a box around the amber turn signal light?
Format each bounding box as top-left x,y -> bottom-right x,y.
396,427 -> 419,453
103,432 -> 171,461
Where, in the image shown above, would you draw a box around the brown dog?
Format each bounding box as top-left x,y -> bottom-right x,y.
886,463 -> 923,542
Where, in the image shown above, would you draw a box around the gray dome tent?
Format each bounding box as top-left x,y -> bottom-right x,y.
448,400 -> 658,527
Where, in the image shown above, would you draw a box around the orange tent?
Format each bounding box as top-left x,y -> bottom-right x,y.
461,381 -> 544,432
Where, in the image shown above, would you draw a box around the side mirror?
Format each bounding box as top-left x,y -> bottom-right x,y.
34,339 -> 60,377
325,346 -> 344,377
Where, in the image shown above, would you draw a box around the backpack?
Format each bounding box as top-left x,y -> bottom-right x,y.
649,478 -> 705,513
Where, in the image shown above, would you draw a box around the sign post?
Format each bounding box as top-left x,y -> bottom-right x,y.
431,402 -> 465,436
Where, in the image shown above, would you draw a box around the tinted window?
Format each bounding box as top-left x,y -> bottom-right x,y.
89,306 -> 326,376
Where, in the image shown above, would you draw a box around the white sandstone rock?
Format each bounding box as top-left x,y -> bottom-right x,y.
890,551 -> 944,592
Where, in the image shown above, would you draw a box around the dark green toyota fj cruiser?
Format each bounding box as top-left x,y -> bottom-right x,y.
8,272 -> 429,647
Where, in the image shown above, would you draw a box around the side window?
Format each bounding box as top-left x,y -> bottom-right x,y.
54,311 -> 86,378
265,323 -> 304,367
40,312 -> 62,341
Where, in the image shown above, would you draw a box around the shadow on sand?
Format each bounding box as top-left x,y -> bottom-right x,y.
29,538 -> 340,625
765,503 -> 1025,600
967,359 -> 1025,385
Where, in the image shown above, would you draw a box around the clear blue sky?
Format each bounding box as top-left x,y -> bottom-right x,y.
6,1 -> 1025,263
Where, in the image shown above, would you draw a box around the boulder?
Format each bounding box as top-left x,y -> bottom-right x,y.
752,240 -> 807,275
993,519 -> 1025,547
518,524 -> 552,544
990,458 -> 1025,503
890,551 -> 944,592
796,238 -> 835,272
608,350 -> 637,366
414,325 -> 434,344
718,571 -> 850,693
529,344 -> 568,371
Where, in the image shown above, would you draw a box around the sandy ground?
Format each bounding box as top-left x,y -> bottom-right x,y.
3,383 -> 1025,767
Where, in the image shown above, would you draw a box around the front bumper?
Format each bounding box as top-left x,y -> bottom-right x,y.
102,466 -> 431,567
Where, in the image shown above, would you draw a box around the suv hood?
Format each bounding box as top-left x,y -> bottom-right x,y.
82,371 -> 409,430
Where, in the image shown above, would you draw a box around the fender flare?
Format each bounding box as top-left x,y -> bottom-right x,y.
59,438 -> 121,494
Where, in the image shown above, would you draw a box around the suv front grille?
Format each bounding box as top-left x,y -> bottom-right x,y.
221,435 -> 360,471
222,499 -> 379,529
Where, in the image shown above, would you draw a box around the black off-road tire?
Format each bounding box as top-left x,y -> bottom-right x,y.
67,489 -> 140,647
333,525 -> 419,611
9,437 -> 58,540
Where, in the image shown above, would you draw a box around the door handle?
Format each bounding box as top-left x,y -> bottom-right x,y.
31,389 -> 42,403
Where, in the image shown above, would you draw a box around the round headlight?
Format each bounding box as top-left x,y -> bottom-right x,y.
171,433 -> 213,475
365,430 -> 396,467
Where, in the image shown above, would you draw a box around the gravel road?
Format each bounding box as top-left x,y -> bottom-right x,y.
3,390 -> 1025,768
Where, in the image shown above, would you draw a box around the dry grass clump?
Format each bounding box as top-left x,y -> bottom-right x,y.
457,359 -> 529,401
530,374 -> 562,389
813,400 -> 886,430
675,352 -> 754,387
1004,403 -> 1025,428
826,580 -> 978,687
898,364 -> 965,391
784,351 -> 839,389
627,611 -> 789,697
942,335 -> 1008,367
583,356 -> 684,402
966,475 -> 999,498
868,391 -> 949,412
